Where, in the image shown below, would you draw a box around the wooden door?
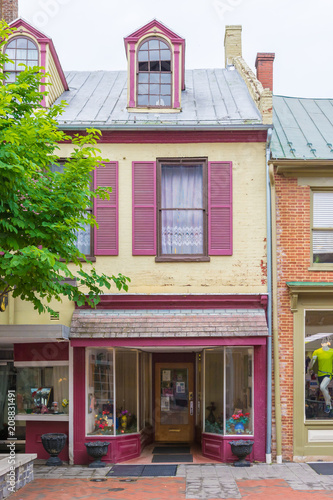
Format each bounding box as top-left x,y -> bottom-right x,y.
155,362 -> 194,442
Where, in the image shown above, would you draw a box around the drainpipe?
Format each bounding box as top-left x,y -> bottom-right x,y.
265,127 -> 273,464
269,163 -> 283,464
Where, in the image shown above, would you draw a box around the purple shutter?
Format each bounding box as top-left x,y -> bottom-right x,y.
208,161 -> 232,255
132,161 -> 156,255
94,162 -> 118,255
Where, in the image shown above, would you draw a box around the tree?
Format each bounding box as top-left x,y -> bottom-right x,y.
0,22 -> 129,314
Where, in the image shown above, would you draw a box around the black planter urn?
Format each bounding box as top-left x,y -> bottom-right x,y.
229,440 -> 254,467
41,433 -> 67,466
85,441 -> 110,468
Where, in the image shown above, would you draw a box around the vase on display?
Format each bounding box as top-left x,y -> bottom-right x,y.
85,441 -> 110,468
229,440 -> 254,467
41,433 -> 67,466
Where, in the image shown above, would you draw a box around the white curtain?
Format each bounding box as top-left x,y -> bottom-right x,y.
52,366 -> 69,405
161,165 -> 203,255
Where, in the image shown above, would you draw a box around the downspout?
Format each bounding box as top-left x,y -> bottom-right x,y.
266,127 -> 273,463
269,162 -> 283,464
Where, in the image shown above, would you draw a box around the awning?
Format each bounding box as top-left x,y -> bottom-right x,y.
0,324 -> 70,344
70,308 -> 268,339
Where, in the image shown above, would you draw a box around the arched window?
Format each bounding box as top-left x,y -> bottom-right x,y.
4,37 -> 39,82
137,38 -> 172,107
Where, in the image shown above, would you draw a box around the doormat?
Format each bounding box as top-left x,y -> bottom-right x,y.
107,465 -> 177,477
153,446 -> 190,454
308,463 -> 333,475
152,454 -> 193,463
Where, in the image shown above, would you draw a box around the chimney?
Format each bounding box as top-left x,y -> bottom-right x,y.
255,53 -> 275,91
1,0 -> 18,23
224,25 -> 242,66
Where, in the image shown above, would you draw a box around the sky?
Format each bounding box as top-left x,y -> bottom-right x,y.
19,0 -> 333,99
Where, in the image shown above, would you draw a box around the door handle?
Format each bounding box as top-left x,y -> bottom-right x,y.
169,429 -> 181,432
190,401 -> 194,416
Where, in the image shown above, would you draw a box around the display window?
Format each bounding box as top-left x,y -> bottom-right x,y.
204,347 -> 253,436
305,310 -> 333,420
16,365 -> 69,414
86,348 -> 138,436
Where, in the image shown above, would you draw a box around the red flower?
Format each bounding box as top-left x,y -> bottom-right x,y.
239,413 -> 244,417
99,424 -> 104,429
245,412 -> 250,416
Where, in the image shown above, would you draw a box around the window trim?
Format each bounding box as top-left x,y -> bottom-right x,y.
311,189 -> 333,268
136,37 -> 173,109
156,157 -> 209,262
4,35 -> 39,82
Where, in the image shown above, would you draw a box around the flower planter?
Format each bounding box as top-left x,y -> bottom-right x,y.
41,433 -> 67,466
85,441 -> 110,468
229,440 -> 254,467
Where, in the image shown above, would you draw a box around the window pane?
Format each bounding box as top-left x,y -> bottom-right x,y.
161,165 -> 203,209
150,84 -> 159,95
138,73 -> 148,83
163,95 -> 171,106
149,50 -> 160,62
225,348 -> 253,435
160,367 -> 188,425
6,48 -> 15,58
87,349 -> 114,435
116,351 -> 137,434
17,49 -> 28,59
138,94 -> 148,106
305,311 -> 333,420
159,40 -> 169,50
204,350 -> 224,434
138,83 -> 148,94
313,231 -> 333,263
160,49 -> 171,59
161,84 -> 171,95
75,223 -> 91,255
150,61 -> 160,72
17,38 -> 27,48
141,42 -> 148,50
4,61 -> 15,70
161,210 -> 204,255
28,50 -> 38,60
16,60 -> 25,70
150,73 -> 159,84
161,73 -> 171,83
161,60 -> 171,72
138,61 -> 148,72
148,39 -> 159,50
313,192 -> 333,227
138,50 -> 148,62
27,40 -> 36,49
5,72 -> 16,82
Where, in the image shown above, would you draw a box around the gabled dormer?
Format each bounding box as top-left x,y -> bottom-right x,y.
5,18 -> 68,107
124,19 -> 185,113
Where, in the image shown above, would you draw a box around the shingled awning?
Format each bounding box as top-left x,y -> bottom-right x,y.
70,308 -> 268,339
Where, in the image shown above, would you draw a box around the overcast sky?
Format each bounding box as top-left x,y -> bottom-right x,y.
19,0 -> 332,99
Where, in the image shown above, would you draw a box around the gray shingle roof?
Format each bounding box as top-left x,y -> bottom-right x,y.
271,95 -> 333,160
70,308 -> 268,338
55,68 -> 262,129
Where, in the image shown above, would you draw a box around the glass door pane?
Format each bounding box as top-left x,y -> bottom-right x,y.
160,367 -> 188,425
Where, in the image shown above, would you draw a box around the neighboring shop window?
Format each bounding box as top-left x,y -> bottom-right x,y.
305,311 -> 333,420
86,348 -> 138,436
204,347 -> 253,436
16,366 -> 69,414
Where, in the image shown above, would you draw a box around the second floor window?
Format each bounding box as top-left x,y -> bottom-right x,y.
312,191 -> 333,264
137,38 -> 172,107
4,37 -> 39,83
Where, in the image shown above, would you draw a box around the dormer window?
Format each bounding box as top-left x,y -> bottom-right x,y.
137,38 -> 172,107
4,36 -> 39,82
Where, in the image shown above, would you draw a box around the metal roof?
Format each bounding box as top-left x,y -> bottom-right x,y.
55,68 -> 262,129
271,95 -> 333,160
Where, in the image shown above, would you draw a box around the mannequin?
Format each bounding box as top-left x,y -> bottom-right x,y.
308,339 -> 333,414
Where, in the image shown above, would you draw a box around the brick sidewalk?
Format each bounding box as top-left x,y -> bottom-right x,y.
8,463 -> 333,499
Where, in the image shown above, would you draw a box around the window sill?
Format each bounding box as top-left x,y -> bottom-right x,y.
308,265 -> 333,271
155,255 -> 210,262
127,106 -> 181,114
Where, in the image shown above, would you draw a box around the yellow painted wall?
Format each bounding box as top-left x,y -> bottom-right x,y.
0,141 -> 267,326
45,48 -> 65,107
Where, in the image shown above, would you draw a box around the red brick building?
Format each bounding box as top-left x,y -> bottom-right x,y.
270,96 -> 333,461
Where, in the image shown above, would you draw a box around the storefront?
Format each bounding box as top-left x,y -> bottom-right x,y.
290,284 -> 333,459
69,296 -> 268,464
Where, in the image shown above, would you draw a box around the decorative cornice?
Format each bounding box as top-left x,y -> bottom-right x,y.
270,159 -> 333,177
286,282 -> 333,312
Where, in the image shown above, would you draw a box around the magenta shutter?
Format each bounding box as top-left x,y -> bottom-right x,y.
208,161 -> 232,255
94,162 -> 118,255
132,161 -> 156,255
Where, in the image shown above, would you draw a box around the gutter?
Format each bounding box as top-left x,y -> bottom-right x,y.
265,127 -> 273,463
269,162 -> 283,464
57,123 -> 271,132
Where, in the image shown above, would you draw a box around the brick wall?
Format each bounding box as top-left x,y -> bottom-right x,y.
274,171 -> 333,460
1,0 -> 18,23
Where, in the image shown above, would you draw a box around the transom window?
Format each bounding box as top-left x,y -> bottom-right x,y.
137,38 -> 172,107
157,158 -> 208,261
4,37 -> 39,83
312,191 -> 333,264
